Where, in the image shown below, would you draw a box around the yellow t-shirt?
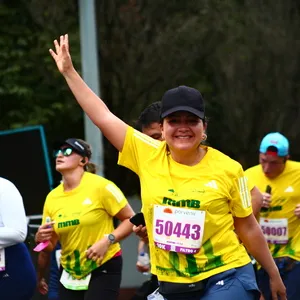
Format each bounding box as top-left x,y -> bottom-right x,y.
42,172 -> 127,279
245,161 -> 300,261
118,127 -> 252,283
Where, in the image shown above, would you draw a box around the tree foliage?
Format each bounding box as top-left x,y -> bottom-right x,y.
1,0 -> 300,195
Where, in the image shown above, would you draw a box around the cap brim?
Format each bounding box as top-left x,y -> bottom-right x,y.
161,106 -> 205,119
53,140 -> 86,156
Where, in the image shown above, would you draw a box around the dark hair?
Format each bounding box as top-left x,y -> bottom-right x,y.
135,102 -> 162,131
76,139 -> 97,174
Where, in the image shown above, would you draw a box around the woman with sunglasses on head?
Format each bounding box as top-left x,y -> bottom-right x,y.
35,138 -> 135,300
49,34 -> 286,300
0,177 -> 36,299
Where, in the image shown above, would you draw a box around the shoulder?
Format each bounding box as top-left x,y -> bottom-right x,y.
286,160 -> 300,169
207,147 -> 243,173
83,173 -> 122,193
129,128 -> 162,149
244,164 -> 261,176
0,177 -> 19,193
46,182 -> 63,199
84,172 -> 109,187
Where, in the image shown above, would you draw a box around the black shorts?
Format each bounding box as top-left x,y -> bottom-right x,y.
59,255 -> 122,300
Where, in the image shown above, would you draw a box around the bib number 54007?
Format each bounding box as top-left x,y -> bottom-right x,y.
155,219 -> 201,240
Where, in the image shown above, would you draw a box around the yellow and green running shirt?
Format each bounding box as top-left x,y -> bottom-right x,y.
245,161 -> 300,261
42,172 -> 127,279
118,127 -> 252,283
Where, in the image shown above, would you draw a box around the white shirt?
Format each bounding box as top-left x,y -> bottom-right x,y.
0,177 -> 27,248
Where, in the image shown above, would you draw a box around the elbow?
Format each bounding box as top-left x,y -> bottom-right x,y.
16,228 -> 27,243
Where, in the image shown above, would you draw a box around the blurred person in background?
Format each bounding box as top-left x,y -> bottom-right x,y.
0,177 -> 36,299
246,132 -> 300,300
48,34 -> 286,300
131,102 -> 162,300
35,138 -> 135,300
37,243 -> 61,300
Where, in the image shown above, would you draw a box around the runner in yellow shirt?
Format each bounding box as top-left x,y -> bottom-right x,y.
35,138 -> 135,300
48,34 -> 286,300
245,132 -> 300,300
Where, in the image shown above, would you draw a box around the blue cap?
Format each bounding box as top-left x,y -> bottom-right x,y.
259,132 -> 289,157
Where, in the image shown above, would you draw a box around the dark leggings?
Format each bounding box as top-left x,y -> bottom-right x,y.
0,243 -> 36,300
59,255 -> 123,300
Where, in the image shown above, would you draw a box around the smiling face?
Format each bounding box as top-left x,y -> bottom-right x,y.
55,146 -> 85,173
162,111 -> 206,153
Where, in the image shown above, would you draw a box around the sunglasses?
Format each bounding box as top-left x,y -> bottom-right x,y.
53,147 -> 74,158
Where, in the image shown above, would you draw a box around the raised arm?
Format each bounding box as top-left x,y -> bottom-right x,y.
49,34 -> 128,152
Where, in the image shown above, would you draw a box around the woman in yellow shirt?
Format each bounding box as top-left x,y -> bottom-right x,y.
48,34 -> 286,300
35,138 -> 134,300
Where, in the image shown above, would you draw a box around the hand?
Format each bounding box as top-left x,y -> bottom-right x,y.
294,204 -> 300,218
49,34 -> 74,75
136,261 -> 150,273
37,277 -> 48,295
262,192 -> 271,208
86,237 -> 110,263
269,272 -> 286,300
35,222 -> 55,243
133,225 -> 148,243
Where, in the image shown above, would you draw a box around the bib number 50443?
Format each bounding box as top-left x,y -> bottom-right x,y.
155,219 -> 201,240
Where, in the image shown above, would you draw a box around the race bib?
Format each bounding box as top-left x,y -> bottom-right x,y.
153,205 -> 205,254
260,218 -> 288,244
60,269 -> 91,290
0,248 -> 5,271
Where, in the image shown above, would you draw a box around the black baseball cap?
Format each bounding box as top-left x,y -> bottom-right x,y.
161,85 -> 205,119
55,138 -> 91,158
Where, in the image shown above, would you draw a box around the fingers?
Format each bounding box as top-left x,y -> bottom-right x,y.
136,261 -> 150,272
52,34 -> 69,53
294,204 -> 300,217
49,48 -> 56,60
40,221 -> 55,229
61,43 -> 68,56
280,293 -> 287,300
60,35 -> 64,49
262,194 -> 271,208
271,291 -> 278,300
54,39 -> 60,54
65,33 -> 69,52
86,249 -> 102,262
36,227 -> 54,241
38,279 -> 48,295
133,225 -> 147,233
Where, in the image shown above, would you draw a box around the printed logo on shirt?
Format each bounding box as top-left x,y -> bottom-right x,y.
82,198 -> 92,205
284,186 -> 294,193
162,197 -> 200,208
58,219 -> 80,229
204,180 -> 218,189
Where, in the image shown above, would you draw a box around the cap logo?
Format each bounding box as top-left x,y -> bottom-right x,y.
270,140 -> 278,144
74,141 -> 85,150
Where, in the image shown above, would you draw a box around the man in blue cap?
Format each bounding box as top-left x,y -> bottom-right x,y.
246,132 -> 300,300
